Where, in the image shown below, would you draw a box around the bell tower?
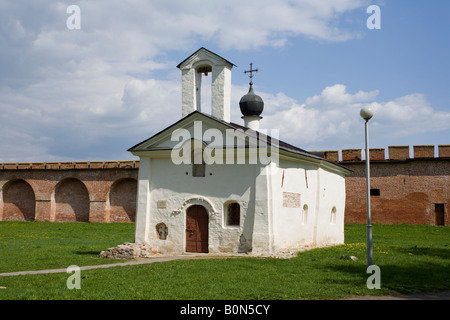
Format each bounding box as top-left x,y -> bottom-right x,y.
177,47 -> 234,122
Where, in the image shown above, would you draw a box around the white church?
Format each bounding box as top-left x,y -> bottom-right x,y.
127,48 -> 351,256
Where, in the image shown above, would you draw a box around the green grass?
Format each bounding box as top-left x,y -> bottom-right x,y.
0,221 -> 134,273
0,222 -> 449,300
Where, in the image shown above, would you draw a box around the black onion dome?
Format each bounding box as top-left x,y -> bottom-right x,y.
239,86 -> 264,116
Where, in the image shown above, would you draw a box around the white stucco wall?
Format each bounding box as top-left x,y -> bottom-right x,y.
270,158 -> 346,252
137,156 -> 270,254
271,159 -> 318,252
313,166 -> 346,247
134,153 -> 347,255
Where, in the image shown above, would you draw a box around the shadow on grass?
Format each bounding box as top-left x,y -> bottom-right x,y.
74,250 -> 101,256
326,261 -> 450,295
394,246 -> 450,259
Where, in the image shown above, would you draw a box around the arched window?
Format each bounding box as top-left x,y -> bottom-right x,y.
196,64 -> 213,115
302,204 -> 308,225
330,206 -> 337,224
226,202 -> 240,227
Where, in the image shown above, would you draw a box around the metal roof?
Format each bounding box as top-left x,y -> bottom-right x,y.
127,111 -> 351,173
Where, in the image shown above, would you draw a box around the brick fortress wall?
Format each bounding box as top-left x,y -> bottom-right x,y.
0,161 -> 138,223
0,145 -> 448,225
317,145 -> 449,226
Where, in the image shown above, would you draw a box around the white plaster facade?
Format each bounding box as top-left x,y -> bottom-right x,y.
128,48 -> 351,256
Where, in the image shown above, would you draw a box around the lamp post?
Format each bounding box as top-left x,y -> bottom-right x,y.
360,106 -> 374,267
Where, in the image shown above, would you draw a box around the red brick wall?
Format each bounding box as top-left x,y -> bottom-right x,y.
109,178 -> 137,222
55,178 -> 90,222
2,180 -> 36,221
336,146 -> 449,226
388,146 -> 410,160
0,161 -> 138,223
1,147 -> 448,225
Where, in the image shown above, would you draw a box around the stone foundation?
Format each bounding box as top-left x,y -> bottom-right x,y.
98,242 -> 302,260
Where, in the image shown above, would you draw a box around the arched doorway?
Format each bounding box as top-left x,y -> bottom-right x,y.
108,178 -> 137,222
2,180 -> 36,221
186,205 -> 209,253
54,178 -> 90,222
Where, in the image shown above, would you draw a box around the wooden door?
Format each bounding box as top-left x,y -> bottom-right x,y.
186,205 -> 209,253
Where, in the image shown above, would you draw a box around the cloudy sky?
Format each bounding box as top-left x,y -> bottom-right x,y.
1,0 -> 449,162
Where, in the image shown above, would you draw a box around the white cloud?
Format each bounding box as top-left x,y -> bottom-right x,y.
0,0 -> 370,161
7,0 -> 448,162
369,94 -> 450,135
121,78 -> 181,127
260,84 -> 450,151
305,84 -> 379,108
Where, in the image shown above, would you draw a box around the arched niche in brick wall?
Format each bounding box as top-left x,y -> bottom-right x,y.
108,178 -> 137,222
2,179 -> 36,221
54,178 -> 90,222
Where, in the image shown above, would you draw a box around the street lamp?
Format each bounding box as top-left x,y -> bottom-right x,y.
360,106 -> 374,267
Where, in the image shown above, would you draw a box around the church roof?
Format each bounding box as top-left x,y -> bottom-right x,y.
176,47 -> 236,69
127,111 -> 350,173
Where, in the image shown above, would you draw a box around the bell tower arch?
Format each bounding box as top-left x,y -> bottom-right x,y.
177,47 -> 235,122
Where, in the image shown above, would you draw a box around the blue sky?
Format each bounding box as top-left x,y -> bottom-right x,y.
0,0 -> 449,162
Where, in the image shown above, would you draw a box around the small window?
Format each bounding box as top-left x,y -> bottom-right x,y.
370,189 -> 380,196
302,204 -> 308,225
330,206 -> 337,224
192,162 -> 205,177
226,203 -> 240,226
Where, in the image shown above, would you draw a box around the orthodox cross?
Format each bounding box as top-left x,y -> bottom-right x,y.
244,62 -> 258,86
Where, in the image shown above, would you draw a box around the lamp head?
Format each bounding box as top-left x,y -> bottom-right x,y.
360,106 -> 374,121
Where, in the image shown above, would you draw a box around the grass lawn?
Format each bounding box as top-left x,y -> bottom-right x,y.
0,221 -> 449,300
0,221 -> 134,273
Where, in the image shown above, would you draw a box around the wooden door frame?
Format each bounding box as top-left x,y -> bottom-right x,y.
185,204 -> 209,253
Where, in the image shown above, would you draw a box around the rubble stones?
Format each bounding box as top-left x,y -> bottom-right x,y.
340,255 -> 359,261
99,243 -> 155,259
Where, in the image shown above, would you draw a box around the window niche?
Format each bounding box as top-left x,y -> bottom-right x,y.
302,204 -> 308,225
330,206 -> 337,224
225,202 -> 240,227
156,223 -> 168,240
191,139 -> 205,177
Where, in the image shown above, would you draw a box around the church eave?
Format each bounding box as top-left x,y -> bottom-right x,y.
176,47 -> 236,69
127,110 -> 350,174
127,111 -> 202,152
278,149 -> 352,175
